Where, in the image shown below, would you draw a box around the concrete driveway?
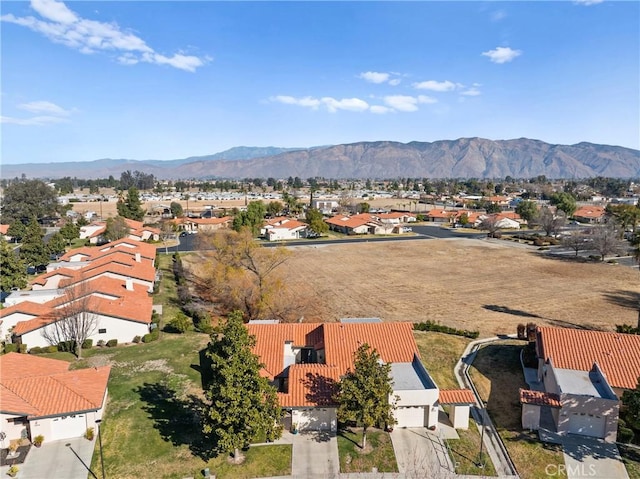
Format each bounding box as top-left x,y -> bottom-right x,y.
562,435 -> 630,479
390,428 -> 456,479
0,437 -> 97,479
291,431 -> 339,479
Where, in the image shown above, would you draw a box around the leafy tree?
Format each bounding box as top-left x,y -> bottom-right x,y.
117,187 -> 145,221
606,204 -> 640,232
1,179 -> 61,223
170,201 -> 184,218
550,192 -> 577,217
458,213 -> 470,226
7,221 -> 26,243
232,201 -> 266,236
60,222 -> 80,245
622,377 -> 640,431
335,343 -> 396,449
358,202 -> 371,213
266,201 -> 283,218
104,216 -> 129,242
515,200 -> 538,226
47,232 -> 67,256
305,208 -> 329,236
204,311 -> 282,462
0,237 -> 27,291
20,218 -> 49,266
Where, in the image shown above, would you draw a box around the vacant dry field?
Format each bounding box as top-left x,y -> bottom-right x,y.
279,238 -> 639,336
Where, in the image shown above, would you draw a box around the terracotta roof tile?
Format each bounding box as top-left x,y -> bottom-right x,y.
573,206 -> 605,219
0,224 -> 9,235
0,353 -> 110,417
519,388 -> 561,408
278,364 -> 341,407
537,326 -> 640,390
439,389 -> 475,405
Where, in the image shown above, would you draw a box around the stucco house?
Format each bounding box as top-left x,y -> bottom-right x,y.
261,217 -> 308,241
572,205 -> 606,224
0,353 -> 110,443
246,320 -> 473,432
520,326 -> 640,442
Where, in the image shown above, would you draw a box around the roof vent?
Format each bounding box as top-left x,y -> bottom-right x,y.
125,278 -> 134,291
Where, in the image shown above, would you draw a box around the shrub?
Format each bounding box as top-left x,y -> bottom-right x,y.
96,340 -> 105,347
142,330 -> 159,343
29,346 -> 43,354
46,345 -> 58,353
82,339 -> 93,349
33,435 -> 44,447
167,312 -> 192,333
106,339 -> 118,348
4,343 -> 18,353
133,335 -> 142,343
618,427 -> 634,443
57,340 -> 76,352
19,344 -> 27,354
413,321 -> 479,339
7,465 -> 18,477
84,427 -> 94,441
533,238 -> 544,246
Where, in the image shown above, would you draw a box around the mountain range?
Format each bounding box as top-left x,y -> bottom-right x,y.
3,138 -> 639,180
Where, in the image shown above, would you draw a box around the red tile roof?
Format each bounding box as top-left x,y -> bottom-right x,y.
519,388 -> 561,408
0,224 -> 9,235
0,301 -> 52,320
325,214 -> 376,229
573,205 -> 605,219
537,326 -> 640,390
0,353 -> 110,418
248,322 -> 420,407
439,389 -> 476,405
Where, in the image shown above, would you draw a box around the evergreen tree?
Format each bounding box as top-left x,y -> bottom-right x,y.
622,377 -> 640,431
305,208 -> 329,236
335,343 -> 396,449
204,311 -> 282,461
7,221 -> 26,243
104,216 -> 130,242
117,187 -> 145,221
0,237 -> 27,291
20,218 -> 49,266
232,201 -> 266,236
515,200 -> 539,226
47,232 -> 67,256
60,222 -> 80,245
1,179 -> 61,223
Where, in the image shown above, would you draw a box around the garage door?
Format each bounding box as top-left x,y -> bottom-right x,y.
50,414 -> 87,440
568,413 -> 605,438
294,408 -> 337,432
395,406 -> 426,428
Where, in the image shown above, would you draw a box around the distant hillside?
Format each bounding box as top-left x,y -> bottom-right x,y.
3,139 -> 639,180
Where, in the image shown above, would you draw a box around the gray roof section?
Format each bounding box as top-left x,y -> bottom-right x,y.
391,358 -> 437,391
555,368 -> 617,400
340,317 -> 382,324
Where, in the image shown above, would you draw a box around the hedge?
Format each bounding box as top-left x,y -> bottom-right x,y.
82,339 -> 93,349
4,344 -> 18,353
142,330 -> 159,343
106,339 -> 118,347
414,320 -> 479,339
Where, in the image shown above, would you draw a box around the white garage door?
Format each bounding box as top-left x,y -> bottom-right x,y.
395,406 -> 426,428
568,413 -> 605,438
50,414 -> 87,440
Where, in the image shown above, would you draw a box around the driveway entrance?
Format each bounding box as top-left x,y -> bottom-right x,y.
562,435 -> 630,479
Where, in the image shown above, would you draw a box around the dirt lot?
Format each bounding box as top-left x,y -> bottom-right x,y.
277,238 -> 639,336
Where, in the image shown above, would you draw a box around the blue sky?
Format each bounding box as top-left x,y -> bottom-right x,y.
1,0 -> 639,165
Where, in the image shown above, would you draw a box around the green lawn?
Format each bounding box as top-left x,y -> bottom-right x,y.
469,340 -> 567,479
445,417 -> 497,476
337,428 -> 398,473
620,444 -> 640,479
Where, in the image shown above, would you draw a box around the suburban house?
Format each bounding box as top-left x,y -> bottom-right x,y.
325,213 -> 413,235
246,320 -> 474,432
426,209 -> 456,223
520,326 -> 640,442
310,199 -> 340,215
11,276 -> 153,349
476,212 -> 522,230
261,217 -> 309,241
79,218 -> 160,244
572,205 -> 606,224
0,353 -> 110,442
59,238 -> 157,264
172,216 -> 232,233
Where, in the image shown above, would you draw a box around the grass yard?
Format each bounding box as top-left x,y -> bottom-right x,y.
337,428 -> 398,473
620,445 -> 640,479
154,253 -> 183,329
469,340 -> 567,479
445,417 -> 497,476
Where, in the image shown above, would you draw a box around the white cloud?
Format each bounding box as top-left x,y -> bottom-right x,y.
460,88 -> 481,97
358,71 -> 402,86
321,97 -> 369,113
1,115 -> 69,126
481,46 -> 522,64
18,100 -> 72,116
383,95 -> 436,112
1,0 -> 207,72
573,0 -> 604,4
413,80 -> 456,92
370,105 -> 394,114
359,71 -> 390,84
417,95 -> 437,104
491,10 -> 507,22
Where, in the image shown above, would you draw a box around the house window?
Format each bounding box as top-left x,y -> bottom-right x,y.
99,328 -> 107,334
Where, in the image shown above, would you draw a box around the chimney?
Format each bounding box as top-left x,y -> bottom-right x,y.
135,253 -> 141,263
125,278 -> 134,291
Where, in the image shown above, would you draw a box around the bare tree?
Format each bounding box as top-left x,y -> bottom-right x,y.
591,222 -> 625,262
42,280 -> 98,358
160,220 -> 175,254
561,231 -> 590,257
537,206 -> 565,237
478,215 -> 501,238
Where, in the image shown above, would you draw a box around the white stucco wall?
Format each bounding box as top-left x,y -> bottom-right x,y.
0,313 -> 37,339
0,413 -> 29,442
450,405 -> 470,429
21,315 -> 150,349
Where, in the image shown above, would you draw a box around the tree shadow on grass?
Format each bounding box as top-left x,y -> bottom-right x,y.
483,305 -> 543,319
137,382 -> 213,461
602,289 -> 640,311
190,348 -> 213,390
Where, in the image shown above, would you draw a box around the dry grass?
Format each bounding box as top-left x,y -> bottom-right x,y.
278,239 -> 639,335
413,331 -> 471,389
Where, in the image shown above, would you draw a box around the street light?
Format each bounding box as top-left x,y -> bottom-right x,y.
95,419 -> 106,479
477,402 -> 487,469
